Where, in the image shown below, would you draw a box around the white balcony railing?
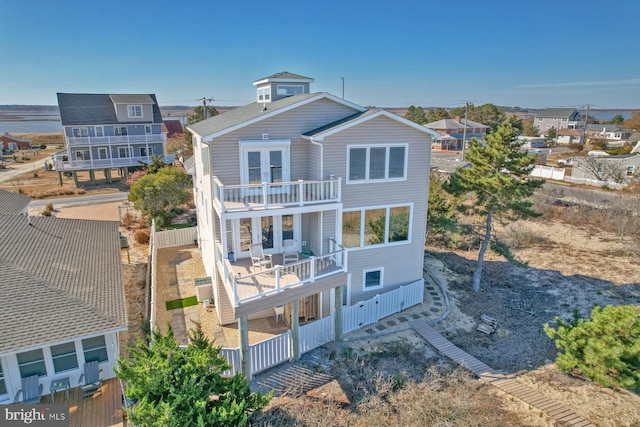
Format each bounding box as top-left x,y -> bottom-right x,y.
213,177 -> 341,213
52,154 -> 176,171
214,238 -> 347,306
66,133 -> 166,146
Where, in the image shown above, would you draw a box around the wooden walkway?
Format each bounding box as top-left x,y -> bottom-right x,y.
411,321 -> 595,427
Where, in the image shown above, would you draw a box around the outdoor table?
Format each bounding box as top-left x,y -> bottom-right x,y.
50,377 -> 70,403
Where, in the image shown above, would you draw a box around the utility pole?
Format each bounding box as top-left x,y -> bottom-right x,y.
341,77 -> 344,99
197,97 -> 214,119
581,104 -> 590,146
461,101 -> 469,161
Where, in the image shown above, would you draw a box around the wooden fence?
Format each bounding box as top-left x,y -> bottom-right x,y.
154,227 -> 197,249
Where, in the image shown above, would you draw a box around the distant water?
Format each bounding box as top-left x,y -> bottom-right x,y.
0,113 -> 187,134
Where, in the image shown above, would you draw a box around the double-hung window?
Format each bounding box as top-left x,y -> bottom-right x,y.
115,127 -> 128,136
51,342 -> 78,373
72,127 -> 88,138
347,145 -> 407,183
258,87 -> 271,102
17,349 -> 47,378
127,105 -> 143,118
82,336 -> 108,363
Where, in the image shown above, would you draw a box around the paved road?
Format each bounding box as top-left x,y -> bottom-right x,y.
0,158 -> 47,182
28,192 -> 129,210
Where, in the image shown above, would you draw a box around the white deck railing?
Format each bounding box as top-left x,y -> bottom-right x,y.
66,134 -> 166,146
213,176 -> 341,213
215,239 -> 347,306
53,154 -> 175,171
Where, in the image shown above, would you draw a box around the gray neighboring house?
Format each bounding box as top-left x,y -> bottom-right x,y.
0,191 -> 127,404
572,154 -> 640,182
0,190 -> 30,216
53,93 -> 175,178
585,124 -> 631,144
534,108 -> 583,136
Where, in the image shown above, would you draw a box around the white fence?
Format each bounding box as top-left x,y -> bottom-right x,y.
299,314 -> 335,354
250,331 -> 293,375
343,278 -> 424,334
563,175 -> 627,189
155,227 -> 197,248
531,165 -> 565,180
220,347 -> 241,378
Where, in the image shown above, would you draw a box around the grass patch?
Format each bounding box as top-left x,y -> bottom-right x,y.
166,223 -> 194,230
165,295 -> 198,310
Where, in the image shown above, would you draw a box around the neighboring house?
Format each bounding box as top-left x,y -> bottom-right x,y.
629,133 -> 640,153
0,190 -> 127,404
585,124 -> 631,143
0,133 -> 32,151
162,119 -> 184,139
572,154 -> 640,183
187,71 -> 433,352
557,129 -> 584,145
534,108 -> 583,135
518,136 -> 547,150
53,93 -> 175,174
424,117 -> 488,150
0,190 -> 30,215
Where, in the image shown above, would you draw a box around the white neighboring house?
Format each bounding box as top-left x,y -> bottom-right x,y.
0,190 -> 127,404
518,136 -> 546,150
187,71 -> 434,355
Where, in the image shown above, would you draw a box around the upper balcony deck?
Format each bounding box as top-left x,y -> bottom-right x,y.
213,176 -> 341,214
52,153 -> 176,171
65,133 -> 166,146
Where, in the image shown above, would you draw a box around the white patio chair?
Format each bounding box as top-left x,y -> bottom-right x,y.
250,243 -> 273,272
282,239 -> 299,264
274,305 -> 285,323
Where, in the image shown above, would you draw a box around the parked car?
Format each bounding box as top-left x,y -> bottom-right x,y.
557,158 -> 575,167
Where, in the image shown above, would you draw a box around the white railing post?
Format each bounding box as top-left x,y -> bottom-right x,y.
310,256 -> 316,281
336,177 -> 342,202
275,267 -> 281,293
262,182 -> 268,209
298,180 -> 304,206
233,274 -> 239,306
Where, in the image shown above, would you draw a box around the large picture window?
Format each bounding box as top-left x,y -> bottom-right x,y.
347,145 -> 407,183
342,205 -> 411,248
82,336 -> 108,363
51,342 -> 78,373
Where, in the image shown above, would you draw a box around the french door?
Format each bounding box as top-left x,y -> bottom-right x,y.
240,140 -> 290,194
233,214 -> 299,257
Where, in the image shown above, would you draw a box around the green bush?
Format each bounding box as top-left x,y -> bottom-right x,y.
544,305 -> 640,389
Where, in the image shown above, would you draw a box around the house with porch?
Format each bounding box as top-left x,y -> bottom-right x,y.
585,124 -> 631,144
187,72 -> 433,374
534,108 -> 583,136
0,190 -> 127,404
424,117 -> 488,150
53,93 -> 175,184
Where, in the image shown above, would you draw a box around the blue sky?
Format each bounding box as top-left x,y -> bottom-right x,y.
1,0 -> 639,109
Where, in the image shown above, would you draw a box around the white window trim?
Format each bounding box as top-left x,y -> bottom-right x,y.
257,87 -> 271,102
72,127 -> 88,138
276,84 -> 304,96
145,125 -> 152,134
363,267 -> 384,291
127,105 -> 143,118
346,144 -> 409,184
140,146 -> 153,157
238,139 -> 291,186
118,146 -> 131,158
95,126 -> 104,137
342,203 -> 413,250
115,126 -> 128,136
97,147 -> 108,159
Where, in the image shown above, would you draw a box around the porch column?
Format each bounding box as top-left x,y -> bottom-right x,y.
73,171 -> 79,188
57,171 -> 63,186
335,286 -> 343,342
291,300 -> 300,361
239,316 -> 251,379
89,169 -> 96,186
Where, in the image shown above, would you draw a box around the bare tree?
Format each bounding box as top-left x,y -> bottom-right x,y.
577,157 -> 626,182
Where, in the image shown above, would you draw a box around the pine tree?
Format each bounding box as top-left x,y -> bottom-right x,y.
444,123 -> 544,291
116,324 -> 271,426
544,305 -> 640,389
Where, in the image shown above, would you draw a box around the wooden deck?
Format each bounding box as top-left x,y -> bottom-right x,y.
411,321 -> 595,427
41,378 -> 124,427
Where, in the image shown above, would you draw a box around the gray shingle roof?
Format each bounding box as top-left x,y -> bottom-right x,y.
535,108 -> 578,119
0,190 -> 31,215
57,93 -> 163,125
424,118 -> 466,130
187,92 -> 322,138
254,71 -> 314,83
0,214 -> 127,354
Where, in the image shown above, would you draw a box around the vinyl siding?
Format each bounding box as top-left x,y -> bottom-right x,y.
307,212 -> 321,256
322,210 -> 337,254
209,99 -> 359,185
321,115 -> 431,303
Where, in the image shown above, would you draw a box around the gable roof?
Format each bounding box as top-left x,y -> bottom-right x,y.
535,108 -> 578,119
0,214 -> 127,354
57,93 -> 163,126
162,119 -> 184,137
0,190 -> 31,215
586,124 -> 628,132
424,118 -> 466,130
303,109 -> 440,141
0,133 -> 32,143
187,92 -> 366,141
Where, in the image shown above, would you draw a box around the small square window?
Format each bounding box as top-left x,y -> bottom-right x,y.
363,268 -> 383,289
